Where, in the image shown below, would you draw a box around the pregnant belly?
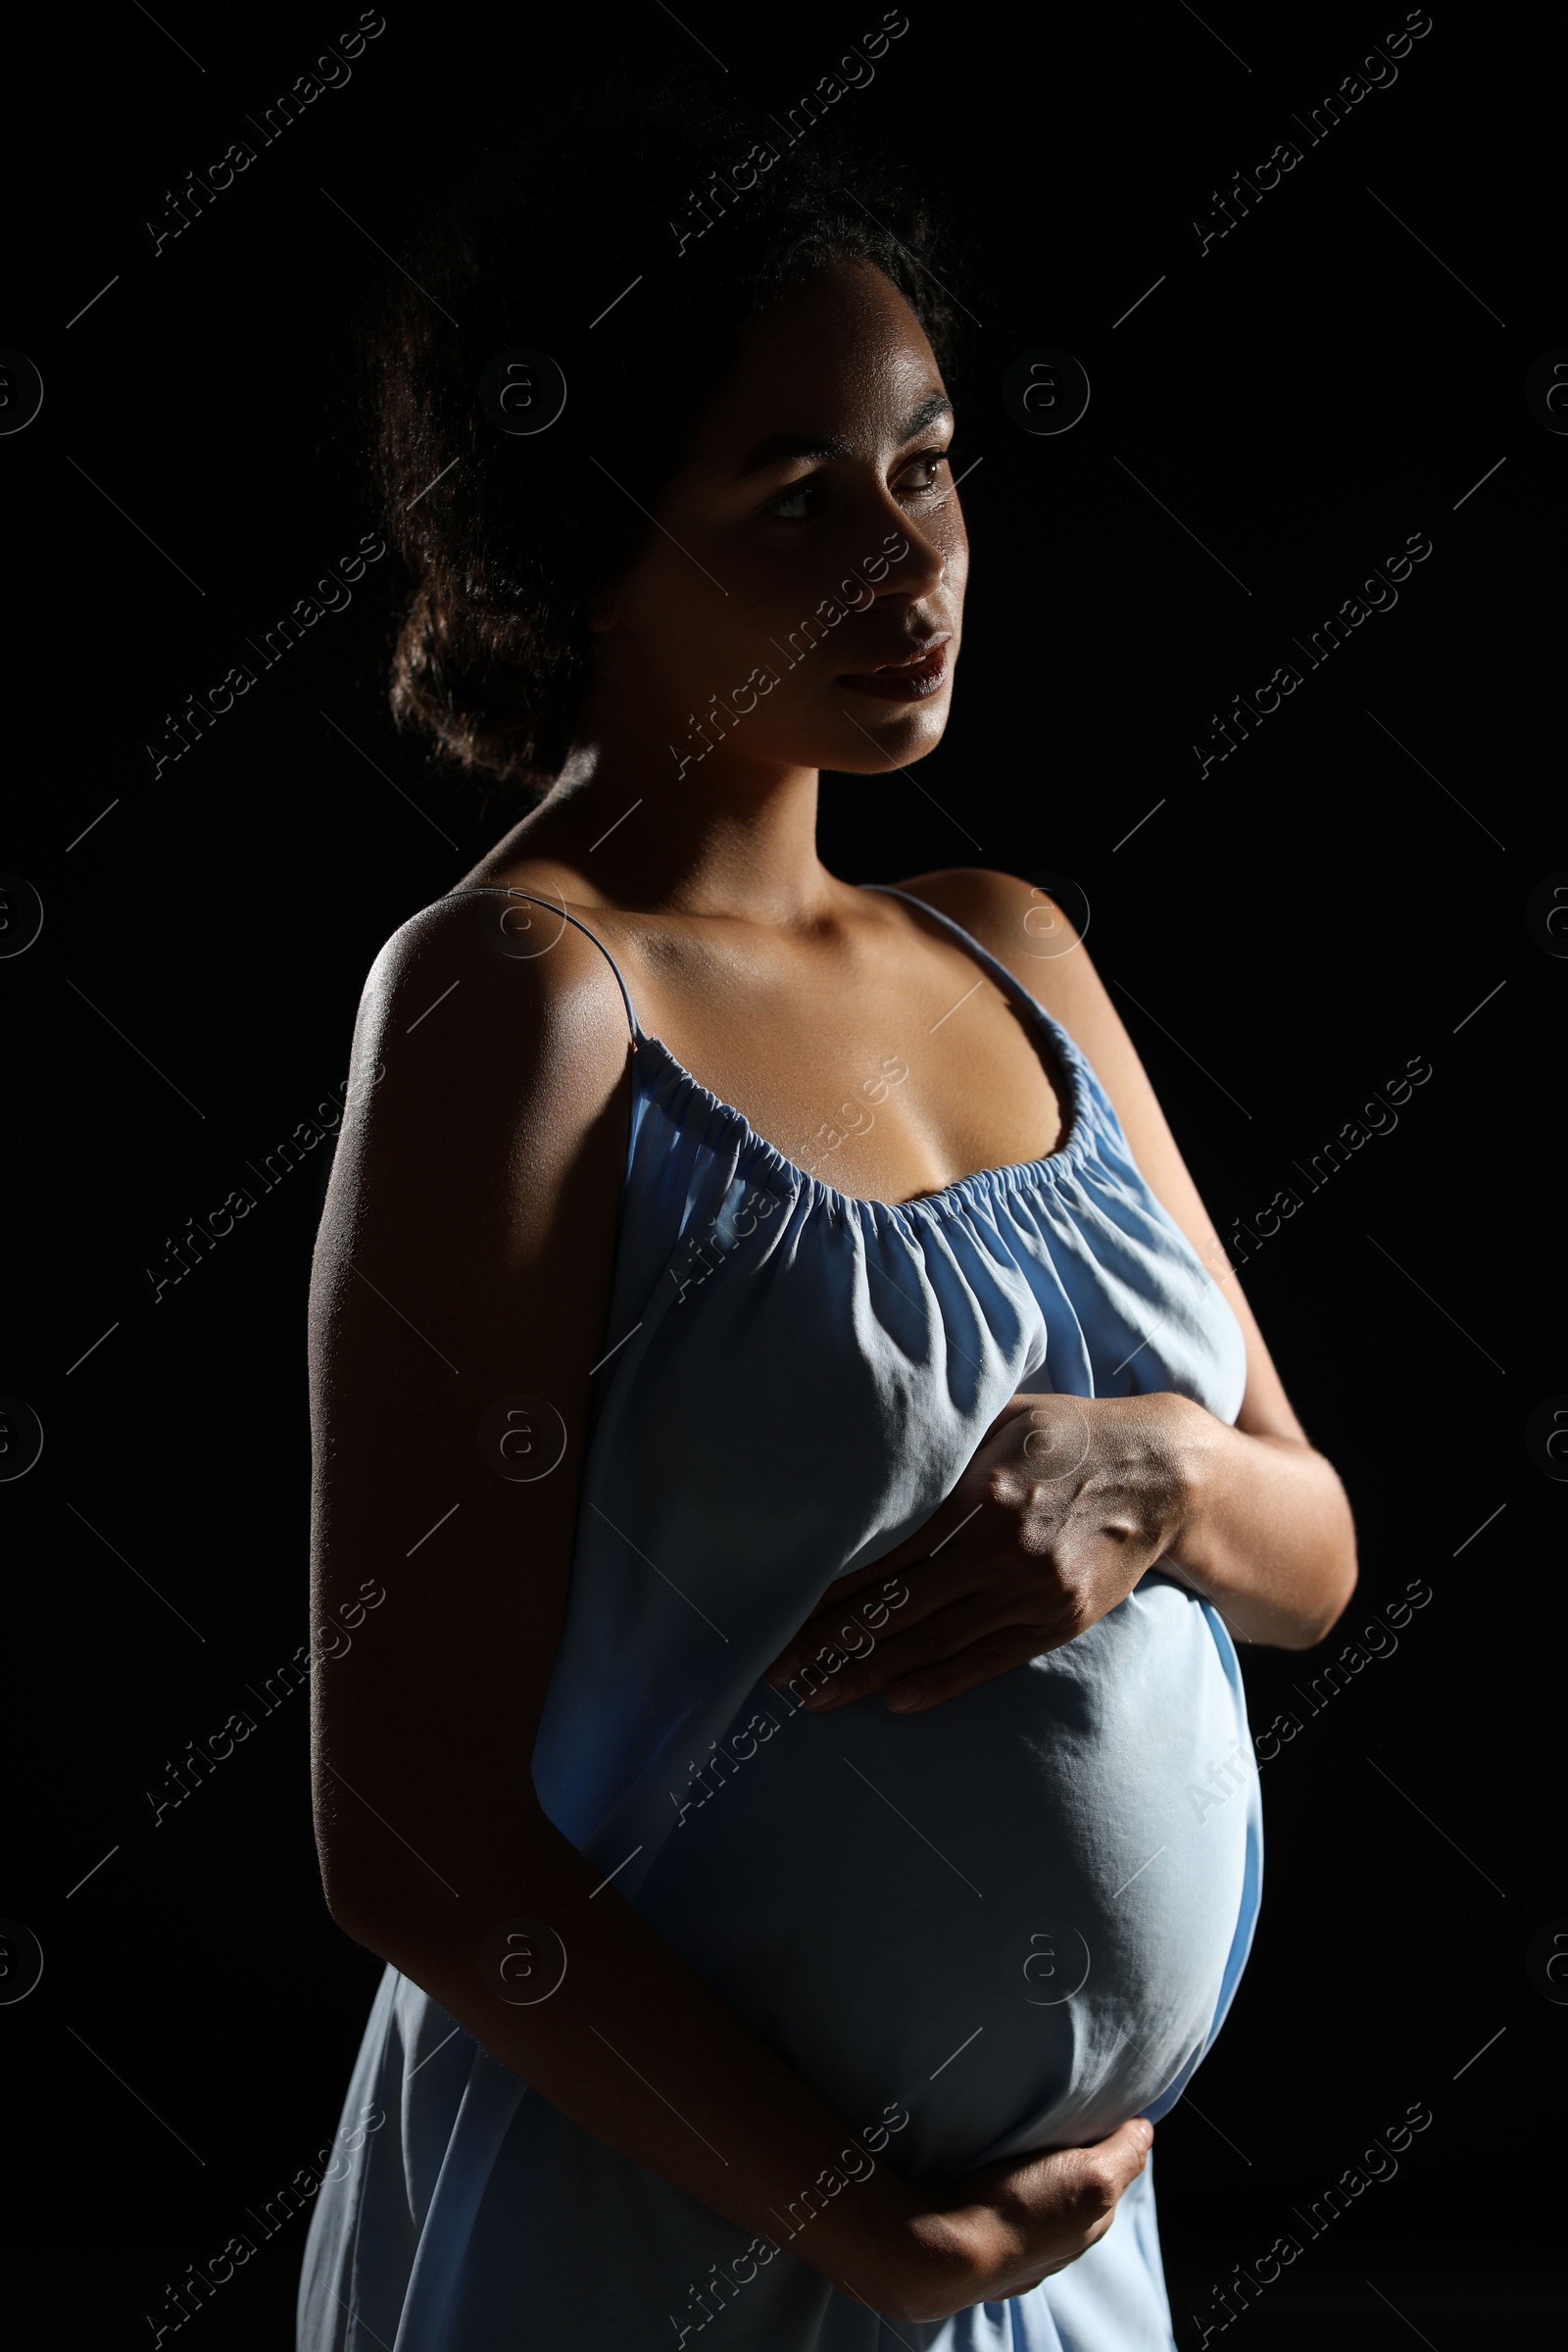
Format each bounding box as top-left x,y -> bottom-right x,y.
635,1573 -> 1256,2184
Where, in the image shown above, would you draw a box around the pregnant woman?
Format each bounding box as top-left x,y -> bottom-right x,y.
299,87 -> 1356,2350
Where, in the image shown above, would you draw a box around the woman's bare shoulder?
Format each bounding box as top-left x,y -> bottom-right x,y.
349,884 -> 636,1136
887,866 -> 1089,994
314,885 -> 641,1321
311,883 -> 637,1419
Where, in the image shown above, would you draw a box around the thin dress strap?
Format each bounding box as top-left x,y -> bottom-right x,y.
445,887 -> 643,1043
861,881 -> 1084,1153
860,882 -> 1048,1024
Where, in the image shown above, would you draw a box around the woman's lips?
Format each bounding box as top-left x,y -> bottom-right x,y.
838,639 -> 952,702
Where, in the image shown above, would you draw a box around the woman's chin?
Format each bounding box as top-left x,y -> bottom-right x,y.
820,693 -> 954,768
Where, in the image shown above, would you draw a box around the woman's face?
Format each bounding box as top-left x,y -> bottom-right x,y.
588,257 -> 966,780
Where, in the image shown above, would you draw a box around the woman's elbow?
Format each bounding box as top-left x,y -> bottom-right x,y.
1285,1536 -> 1359,1650
315,1832 -> 416,1958
319,1860 -> 390,1953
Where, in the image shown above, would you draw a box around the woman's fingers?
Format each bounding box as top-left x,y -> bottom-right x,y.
880,1627 -> 1059,1712
765,1493 -> 1008,1685
1060,2117 -> 1155,2204
770,1534 -> 1093,1705
793,1475 -> 993,1616
777,1595 -> 1036,1709
948,2117 -> 1154,2291
1045,2120 -> 1155,2260
766,1553 -> 988,1688
772,1392 -> 1085,1657
761,1395 -> 1081,1682
1018,2118 -> 1154,2215
763,1389 -> 1142,1697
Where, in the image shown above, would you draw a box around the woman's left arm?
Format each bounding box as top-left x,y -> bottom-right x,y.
766,870 -> 1357,1712
915,866 -> 1357,1647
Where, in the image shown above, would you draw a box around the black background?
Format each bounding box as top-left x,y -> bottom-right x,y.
4,0 -> 1561,2343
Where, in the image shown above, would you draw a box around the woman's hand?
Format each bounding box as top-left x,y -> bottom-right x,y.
885,2118 -> 1156,2322
766,1391 -> 1208,1714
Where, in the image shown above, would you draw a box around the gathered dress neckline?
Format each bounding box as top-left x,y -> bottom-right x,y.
452,878 -> 1097,1230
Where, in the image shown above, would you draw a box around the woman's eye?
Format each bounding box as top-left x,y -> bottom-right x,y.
763,479 -> 825,523
900,450 -> 952,495
761,449 -> 953,523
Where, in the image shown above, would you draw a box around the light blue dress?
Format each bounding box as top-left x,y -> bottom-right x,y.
299,883 -> 1262,2352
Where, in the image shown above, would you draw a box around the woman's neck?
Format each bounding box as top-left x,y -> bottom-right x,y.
497,737 -> 839,928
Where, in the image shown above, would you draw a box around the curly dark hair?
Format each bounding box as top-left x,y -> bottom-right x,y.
360,74 -> 964,802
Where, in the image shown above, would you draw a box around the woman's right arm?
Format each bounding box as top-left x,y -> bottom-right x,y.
307,893 -> 1151,2326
